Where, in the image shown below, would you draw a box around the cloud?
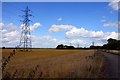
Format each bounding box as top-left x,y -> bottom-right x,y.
66,27 -> 89,38
1,23 -> 118,48
30,22 -> 41,32
0,22 -> 4,30
1,22 -> 41,47
65,27 -> 118,40
4,30 -> 19,37
101,16 -> 106,22
0,23 -> 90,48
6,23 -> 17,31
1,30 -> 20,47
109,0 -> 120,11
48,24 -> 74,33
0,23 -> 17,31
101,19 -> 106,22
57,17 -> 63,21
0,23 -> 67,48
65,39 -> 103,47
32,36 -> 66,48
20,22 -> 41,32
0,23 -> 20,46
107,32 -> 118,39
102,22 -> 118,28
32,36 -> 88,48
70,39 -> 86,47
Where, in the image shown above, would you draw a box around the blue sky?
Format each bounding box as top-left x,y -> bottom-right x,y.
1,2 -> 118,48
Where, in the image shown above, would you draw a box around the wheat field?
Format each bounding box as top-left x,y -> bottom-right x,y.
2,49 -> 105,78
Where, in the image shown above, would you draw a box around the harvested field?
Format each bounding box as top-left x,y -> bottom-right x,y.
2,49 -> 105,78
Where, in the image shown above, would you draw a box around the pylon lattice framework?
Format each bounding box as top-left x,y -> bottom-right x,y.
18,6 -> 32,51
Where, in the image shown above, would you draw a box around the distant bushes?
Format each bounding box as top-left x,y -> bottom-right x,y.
56,44 -> 74,49
2,47 -> 5,49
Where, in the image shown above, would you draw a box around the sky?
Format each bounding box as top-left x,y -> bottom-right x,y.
1,0 -> 110,2
0,1 -> 119,48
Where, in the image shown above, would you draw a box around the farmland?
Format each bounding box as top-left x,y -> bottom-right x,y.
2,49 -> 105,78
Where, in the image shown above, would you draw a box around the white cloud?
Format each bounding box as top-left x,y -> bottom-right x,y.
57,17 -> 63,21
101,16 -> 106,22
107,32 -> 118,39
101,19 -> 106,22
1,22 -> 41,47
4,30 -> 19,37
20,22 -> 41,32
6,23 -> 17,31
32,36 -> 88,48
95,42 -> 104,46
66,27 -> 89,38
70,39 -> 86,47
0,23 -> 119,48
30,22 -> 41,32
109,0 -> 120,11
102,22 -> 118,28
49,24 -> 74,33
0,29 -> 7,33
0,23 -> 19,47
32,36 -> 66,48
0,22 -> 4,30
1,30 -> 20,47
0,23 -> 17,31
65,27 -> 118,40
0,23 -> 67,48
89,31 -> 106,38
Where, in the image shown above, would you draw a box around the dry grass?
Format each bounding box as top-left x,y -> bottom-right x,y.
103,50 -> 120,55
109,50 -> 120,55
2,49 -> 105,78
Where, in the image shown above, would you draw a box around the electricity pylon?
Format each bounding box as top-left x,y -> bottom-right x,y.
18,6 -> 32,51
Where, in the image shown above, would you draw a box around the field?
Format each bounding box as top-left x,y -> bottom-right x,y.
2,49 -> 105,78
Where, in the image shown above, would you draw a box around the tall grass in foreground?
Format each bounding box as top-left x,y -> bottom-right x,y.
2,50 -> 105,78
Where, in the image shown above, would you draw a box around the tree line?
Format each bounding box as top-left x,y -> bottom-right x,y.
90,38 -> 120,50
102,38 -> 120,50
56,38 -> 120,50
